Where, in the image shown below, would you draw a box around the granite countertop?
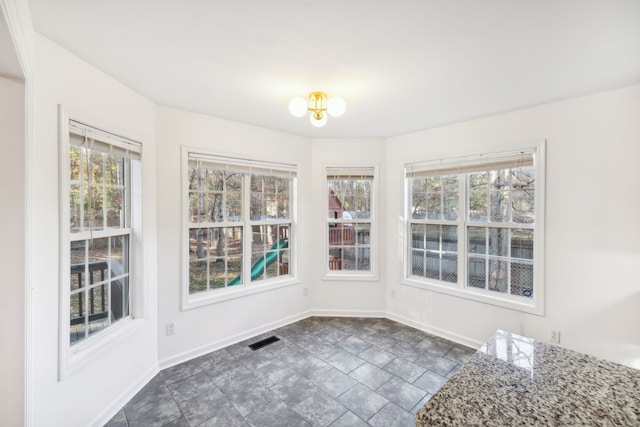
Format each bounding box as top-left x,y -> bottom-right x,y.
415,330 -> 640,426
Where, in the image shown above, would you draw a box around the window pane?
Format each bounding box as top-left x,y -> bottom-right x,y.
90,151 -> 104,184
469,171 -> 488,190
426,192 -> 442,220
489,169 -> 508,189
88,284 -> 109,338
250,223 -> 288,282
204,169 -> 225,193
357,247 -> 371,271
265,193 -> 277,219
188,168 -> 199,191
425,253 -> 440,280
189,259 -> 208,294
111,235 -> 127,275
189,191 -> 200,223
512,166 -> 535,190
511,229 -> 533,260
189,229 -> 207,259
88,186 -> 105,230
468,190 -> 488,222
70,184 -> 82,231
411,224 -> 426,249
442,175 -> 458,192
467,257 -> 486,289
442,254 -> 457,283
511,262 -> 534,298
106,188 -> 123,228
341,248 -> 355,271
250,193 -> 265,220
488,259 -> 508,293
443,192 -> 458,220
425,225 -> 439,251
488,228 -> 509,257
329,248 -> 342,271
411,178 -> 426,219
278,249 -> 290,276
70,145 -> 84,181
88,238 -> 109,280
111,276 -> 129,320
251,253 -> 266,281
426,176 -> 441,192
227,256 -> 242,286
210,259 -> 227,289
489,190 -> 508,222
356,223 -> 371,245
511,190 -> 535,224
224,191 -> 241,222
226,172 -> 243,192
227,227 -> 243,256
411,250 -> 425,276
205,192 -> 224,222
467,226 -> 486,255
442,225 -> 457,252
70,241 -> 85,291
104,153 -> 124,186
70,290 -> 85,345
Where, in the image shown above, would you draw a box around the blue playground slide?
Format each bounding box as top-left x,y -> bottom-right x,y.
228,238 -> 288,286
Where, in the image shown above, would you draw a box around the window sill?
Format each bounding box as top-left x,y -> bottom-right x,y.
61,317 -> 148,380
323,271 -> 379,282
400,277 -> 543,315
182,276 -> 300,311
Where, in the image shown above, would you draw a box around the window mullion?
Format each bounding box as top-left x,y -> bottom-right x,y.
458,174 -> 467,290
242,174 -> 251,286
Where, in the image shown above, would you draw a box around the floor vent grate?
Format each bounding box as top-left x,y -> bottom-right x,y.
248,335 -> 280,351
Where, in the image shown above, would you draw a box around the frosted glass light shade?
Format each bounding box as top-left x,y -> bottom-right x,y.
310,113 -> 327,127
289,97 -> 308,117
327,97 -> 346,117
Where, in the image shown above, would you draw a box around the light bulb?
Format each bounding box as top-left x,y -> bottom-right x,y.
327,97 -> 346,117
310,113 -> 327,127
289,97 -> 308,117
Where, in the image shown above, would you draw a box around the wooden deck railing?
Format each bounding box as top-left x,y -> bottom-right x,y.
328,224 -> 355,245
70,261 -> 109,325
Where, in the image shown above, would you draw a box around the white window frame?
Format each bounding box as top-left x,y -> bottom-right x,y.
58,106 -> 145,379
402,141 -> 545,315
324,164 -> 378,281
182,147 -> 299,310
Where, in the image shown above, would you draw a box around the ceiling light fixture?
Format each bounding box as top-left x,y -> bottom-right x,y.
289,92 -> 346,128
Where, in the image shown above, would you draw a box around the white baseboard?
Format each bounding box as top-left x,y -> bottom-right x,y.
158,310 -> 312,370
91,363 -> 159,427
385,312 -> 483,350
310,309 -> 386,318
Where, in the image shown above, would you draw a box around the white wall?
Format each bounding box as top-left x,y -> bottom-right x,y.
0,75 -> 25,427
386,85 -> 640,368
156,106 -> 313,366
31,34 -> 158,427
310,138 -> 387,316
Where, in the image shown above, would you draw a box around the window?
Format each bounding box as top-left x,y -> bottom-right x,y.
405,144 -> 544,313
184,150 -> 296,308
59,114 -> 142,373
326,167 -> 376,277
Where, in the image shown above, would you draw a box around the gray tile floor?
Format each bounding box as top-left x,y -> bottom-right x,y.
105,317 -> 475,427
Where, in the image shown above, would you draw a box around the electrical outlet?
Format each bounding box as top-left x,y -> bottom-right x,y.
166,322 -> 176,336
549,329 -> 560,343
391,289 -> 396,298
303,287 -> 308,296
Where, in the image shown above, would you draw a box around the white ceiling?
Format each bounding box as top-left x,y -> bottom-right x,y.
28,0 -> 640,138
